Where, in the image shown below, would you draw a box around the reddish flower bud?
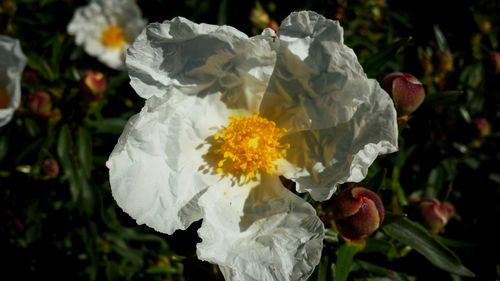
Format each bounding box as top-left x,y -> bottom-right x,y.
42,159 -> 59,179
80,71 -> 107,101
473,117 -> 491,138
268,20 -> 279,31
0,88 -> 10,109
419,198 -> 455,234
480,20 -> 491,34
28,91 -> 52,118
490,52 -> 500,74
434,50 -> 454,74
331,187 -> 384,241
382,72 -> 426,116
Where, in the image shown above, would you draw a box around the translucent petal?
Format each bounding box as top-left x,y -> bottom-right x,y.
0,35 -> 27,127
106,91 -> 231,234
197,175 -> 324,281
260,11 -> 370,131
256,11 -> 398,200
282,79 -> 398,201
127,17 -> 276,113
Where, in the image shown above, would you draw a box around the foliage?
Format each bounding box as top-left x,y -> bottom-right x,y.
1,0 -> 499,280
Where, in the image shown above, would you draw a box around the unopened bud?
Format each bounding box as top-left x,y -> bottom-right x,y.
42,159 -> 59,179
419,198 -> 455,234
480,20 -> 491,34
382,72 -> 426,116
268,20 -> 279,31
250,5 -> 270,29
489,52 -> 500,74
331,187 -> 384,241
28,91 -> 52,118
0,88 -> 10,109
473,117 -> 491,138
434,50 -> 454,74
80,71 -> 107,101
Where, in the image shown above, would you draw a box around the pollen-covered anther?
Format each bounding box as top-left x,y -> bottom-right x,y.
101,25 -> 125,48
215,114 -> 289,180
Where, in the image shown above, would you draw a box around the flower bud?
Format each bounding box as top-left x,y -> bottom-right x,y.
267,20 -> 279,31
473,117 -> 491,138
250,5 -> 270,30
331,187 -> 384,241
434,50 -> 454,75
419,198 -> 455,234
480,19 -> 491,34
0,88 -> 10,109
42,159 -> 59,179
80,71 -> 107,101
382,72 -> 426,116
28,91 -> 52,118
489,52 -> 500,74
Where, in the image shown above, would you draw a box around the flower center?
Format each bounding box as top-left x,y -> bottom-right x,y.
0,89 -> 10,109
101,25 -> 125,48
214,114 -> 289,180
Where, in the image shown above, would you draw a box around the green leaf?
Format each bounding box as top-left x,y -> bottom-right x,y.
433,25 -> 449,51
57,124 -> 79,202
382,217 -> 475,277
92,118 -> 128,134
422,91 -> 462,108
57,125 -> 94,215
355,260 -> 413,281
434,236 -> 475,249
24,117 -> 41,137
27,55 -> 55,81
146,266 -> 181,275
49,34 -> 68,79
362,37 -> 411,77
334,243 -> 363,281
314,254 -> 329,281
0,134 -> 8,162
77,127 -> 93,178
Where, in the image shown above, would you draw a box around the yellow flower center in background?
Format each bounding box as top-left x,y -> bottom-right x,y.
214,114 -> 289,180
101,25 -> 125,48
0,89 -> 10,109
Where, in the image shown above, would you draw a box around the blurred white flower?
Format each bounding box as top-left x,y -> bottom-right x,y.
107,11 -> 398,281
67,0 -> 146,70
0,35 -> 27,127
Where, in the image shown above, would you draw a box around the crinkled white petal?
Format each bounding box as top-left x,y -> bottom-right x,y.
67,0 -> 146,70
197,175 -> 324,281
254,11 -> 398,200
260,11 -> 369,131
126,17 -> 276,113
281,79 -> 398,201
0,35 -> 27,127
106,90 -> 232,234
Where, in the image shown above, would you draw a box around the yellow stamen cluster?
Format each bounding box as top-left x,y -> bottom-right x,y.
0,89 -> 9,109
101,25 -> 125,48
214,114 -> 289,180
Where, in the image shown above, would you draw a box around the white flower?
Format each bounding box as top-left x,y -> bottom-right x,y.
0,35 -> 27,127
67,0 -> 146,70
107,11 -> 398,281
